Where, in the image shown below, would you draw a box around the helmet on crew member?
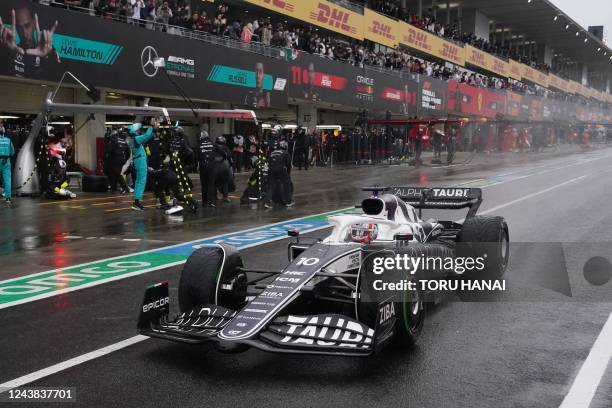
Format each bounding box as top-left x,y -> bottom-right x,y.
128,122 -> 142,134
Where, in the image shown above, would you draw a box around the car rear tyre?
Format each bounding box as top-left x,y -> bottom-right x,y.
178,244 -> 246,313
457,216 -> 509,279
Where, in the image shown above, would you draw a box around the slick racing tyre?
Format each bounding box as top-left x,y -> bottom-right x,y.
178,244 -> 246,313
457,216 -> 510,280
357,246 -> 425,349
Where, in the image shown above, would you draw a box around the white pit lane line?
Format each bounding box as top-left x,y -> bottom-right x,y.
559,312 -> 612,408
0,336 -> 148,391
2,174 -> 605,399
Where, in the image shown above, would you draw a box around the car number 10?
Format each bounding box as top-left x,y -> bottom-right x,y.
296,257 -> 320,266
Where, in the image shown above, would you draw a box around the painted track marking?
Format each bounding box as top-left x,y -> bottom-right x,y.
559,312 -> 612,408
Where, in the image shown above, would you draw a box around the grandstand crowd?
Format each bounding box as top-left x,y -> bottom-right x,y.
38,0 -> 598,105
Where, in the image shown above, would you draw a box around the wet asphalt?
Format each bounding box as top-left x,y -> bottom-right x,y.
1,145 -> 611,408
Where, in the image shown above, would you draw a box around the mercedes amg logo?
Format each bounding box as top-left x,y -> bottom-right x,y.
141,46 -> 159,78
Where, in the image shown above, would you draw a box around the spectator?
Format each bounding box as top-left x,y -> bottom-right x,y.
191,12 -> 209,32
261,22 -> 272,45
130,0 -> 144,23
241,22 -> 254,44
156,1 -> 173,30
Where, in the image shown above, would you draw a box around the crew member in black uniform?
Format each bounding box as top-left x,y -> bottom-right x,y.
149,166 -> 186,211
265,140 -> 294,208
197,131 -> 215,207
212,136 -> 232,203
146,127 -> 168,171
168,126 -> 194,190
104,130 -> 130,193
293,128 -> 309,170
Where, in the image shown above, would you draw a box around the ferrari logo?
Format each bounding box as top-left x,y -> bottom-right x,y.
477,93 -> 483,111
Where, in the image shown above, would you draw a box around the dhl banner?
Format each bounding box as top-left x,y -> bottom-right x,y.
577,83 -> 589,98
465,44 -> 508,77
549,74 -> 568,93
521,64 -> 536,83
535,71 -> 549,88
397,23 -> 465,66
241,0 -> 300,19
299,1 -> 365,40
364,8 -> 400,48
508,60 -> 523,80
588,88 -> 596,100
593,90 -> 605,102
567,81 -> 576,94
243,0 -> 365,40
521,64 -> 548,88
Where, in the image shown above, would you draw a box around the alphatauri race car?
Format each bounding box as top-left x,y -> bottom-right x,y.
138,187 -> 509,357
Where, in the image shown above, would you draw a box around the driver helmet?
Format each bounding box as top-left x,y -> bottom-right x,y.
349,223 -> 378,244
216,136 -> 226,145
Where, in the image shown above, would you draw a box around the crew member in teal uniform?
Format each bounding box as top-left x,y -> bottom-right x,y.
0,126 -> 15,206
127,118 -> 157,211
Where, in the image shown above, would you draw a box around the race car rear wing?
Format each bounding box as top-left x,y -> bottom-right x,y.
364,187 -> 483,219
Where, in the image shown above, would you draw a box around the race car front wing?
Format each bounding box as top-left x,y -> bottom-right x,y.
138,281 -> 395,357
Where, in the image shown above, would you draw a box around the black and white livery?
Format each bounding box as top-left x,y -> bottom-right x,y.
137,187 -> 510,357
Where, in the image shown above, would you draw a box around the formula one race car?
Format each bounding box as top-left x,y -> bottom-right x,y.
138,187 -> 509,357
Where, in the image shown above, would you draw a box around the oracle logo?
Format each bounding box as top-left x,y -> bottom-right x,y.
357,75 -> 374,86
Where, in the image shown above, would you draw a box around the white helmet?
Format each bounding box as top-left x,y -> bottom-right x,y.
349,223 -> 378,244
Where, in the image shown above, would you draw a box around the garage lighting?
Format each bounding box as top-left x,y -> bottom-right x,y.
576,31 -> 580,36
598,48 -> 602,52
0,115 -> 19,119
48,122 -> 71,125
565,24 -> 570,29
316,125 -> 343,131
553,15 -> 558,21
584,38 -> 588,43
